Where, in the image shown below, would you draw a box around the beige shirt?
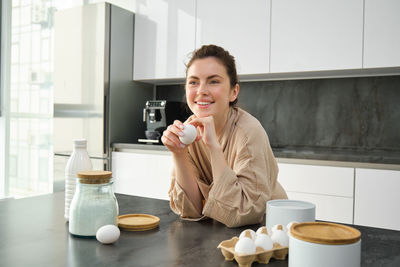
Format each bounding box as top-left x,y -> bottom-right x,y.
169,107 -> 287,228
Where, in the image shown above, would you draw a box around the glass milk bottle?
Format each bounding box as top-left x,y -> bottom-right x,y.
69,170 -> 119,237
64,139 -> 93,220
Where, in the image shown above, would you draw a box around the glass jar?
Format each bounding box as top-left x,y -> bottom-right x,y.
69,170 -> 119,237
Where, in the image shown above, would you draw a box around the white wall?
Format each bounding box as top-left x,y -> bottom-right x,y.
0,118 -> 5,198
0,0 -> 11,198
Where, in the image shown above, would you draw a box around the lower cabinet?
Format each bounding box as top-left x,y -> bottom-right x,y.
112,151 -> 172,200
277,163 -> 354,224
284,191 -> 354,224
354,168 -> 400,231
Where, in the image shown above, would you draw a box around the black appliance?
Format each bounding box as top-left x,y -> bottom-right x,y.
139,100 -> 191,144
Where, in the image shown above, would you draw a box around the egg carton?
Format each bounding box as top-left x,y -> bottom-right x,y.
217,236 -> 288,267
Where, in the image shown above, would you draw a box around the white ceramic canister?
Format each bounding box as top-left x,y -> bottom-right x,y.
289,222 -> 361,267
266,199 -> 315,230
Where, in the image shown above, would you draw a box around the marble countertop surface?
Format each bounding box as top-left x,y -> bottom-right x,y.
1,192 -> 400,267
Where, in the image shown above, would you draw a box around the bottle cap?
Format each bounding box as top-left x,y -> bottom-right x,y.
73,139 -> 87,148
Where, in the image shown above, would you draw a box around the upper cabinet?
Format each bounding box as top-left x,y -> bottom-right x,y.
196,0 -> 271,75
54,3 -> 106,104
133,0 -> 196,80
132,0 -> 399,81
363,0 -> 400,68
270,0 -> 364,72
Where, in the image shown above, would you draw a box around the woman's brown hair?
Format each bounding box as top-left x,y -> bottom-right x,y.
186,44 -> 239,107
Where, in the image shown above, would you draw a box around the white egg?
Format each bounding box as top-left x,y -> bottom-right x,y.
234,237 -> 256,254
271,229 -> 289,247
239,229 -> 256,241
179,124 -> 197,145
254,233 -> 274,251
96,225 -> 120,244
271,224 -> 287,233
256,226 -> 270,236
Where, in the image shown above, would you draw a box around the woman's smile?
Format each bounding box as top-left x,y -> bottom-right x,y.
185,57 -> 237,127
195,100 -> 215,109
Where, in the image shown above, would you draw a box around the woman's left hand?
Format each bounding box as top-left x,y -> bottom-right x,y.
190,115 -> 220,150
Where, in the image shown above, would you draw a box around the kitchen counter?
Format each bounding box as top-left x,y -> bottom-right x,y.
113,143 -> 400,171
1,193 -> 400,266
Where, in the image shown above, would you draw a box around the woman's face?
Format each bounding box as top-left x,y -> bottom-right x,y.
185,57 -> 238,123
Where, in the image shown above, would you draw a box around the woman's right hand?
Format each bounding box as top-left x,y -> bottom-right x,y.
161,120 -> 187,154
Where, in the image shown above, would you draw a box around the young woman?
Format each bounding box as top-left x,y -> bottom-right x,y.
161,45 -> 287,227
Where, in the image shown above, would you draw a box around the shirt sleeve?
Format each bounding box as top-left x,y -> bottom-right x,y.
202,131 -> 282,228
168,155 -> 207,221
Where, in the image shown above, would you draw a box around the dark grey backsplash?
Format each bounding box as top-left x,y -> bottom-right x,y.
156,84 -> 186,102
156,76 -> 400,164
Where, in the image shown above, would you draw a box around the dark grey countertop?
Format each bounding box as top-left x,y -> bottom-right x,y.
113,142 -> 168,152
1,192 -> 400,266
272,147 -> 400,165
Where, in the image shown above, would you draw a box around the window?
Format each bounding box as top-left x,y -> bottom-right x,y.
2,0 -> 85,198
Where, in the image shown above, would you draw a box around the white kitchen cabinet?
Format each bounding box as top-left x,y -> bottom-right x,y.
354,168 -> 400,231
196,0 -> 270,75
277,163 -> 354,224
363,0 -> 400,68
277,163 -> 354,197
270,0 -> 363,72
133,0 -> 196,80
286,192 -> 354,224
112,151 -> 173,200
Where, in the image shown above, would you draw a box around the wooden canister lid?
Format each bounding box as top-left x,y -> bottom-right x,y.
290,222 -> 361,245
118,214 -> 160,231
77,170 -> 112,184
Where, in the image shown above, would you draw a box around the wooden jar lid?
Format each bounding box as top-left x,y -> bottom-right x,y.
290,222 -> 361,245
118,214 -> 160,231
77,170 -> 112,184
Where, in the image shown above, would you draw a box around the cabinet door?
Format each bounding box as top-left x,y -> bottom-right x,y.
354,168 -> 400,231
277,163 -> 354,224
363,0 -> 400,68
54,3 -> 105,104
286,192 -> 353,224
196,0 -> 270,75
133,0 -> 196,80
112,151 -> 172,200
278,163 -> 354,197
270,0 -> 363,72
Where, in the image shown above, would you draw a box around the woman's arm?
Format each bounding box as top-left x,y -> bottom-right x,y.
171,151 -> 203,214
162,119 -> 203,215
190,116 -> 228,181
192,115 -> 283,227
204,141 -> 278,228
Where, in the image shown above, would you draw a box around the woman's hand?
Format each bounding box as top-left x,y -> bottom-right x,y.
161,120 -> 187,154
190,115 -> 220,151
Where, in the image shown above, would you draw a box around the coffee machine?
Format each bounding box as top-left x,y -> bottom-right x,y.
139,100 -> 190,144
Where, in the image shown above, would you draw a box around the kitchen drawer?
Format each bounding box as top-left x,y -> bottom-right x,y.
354,168 -> 400,231
277,163 -> 354,197
112,151 -> 172,200
287,191 -> 353,224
